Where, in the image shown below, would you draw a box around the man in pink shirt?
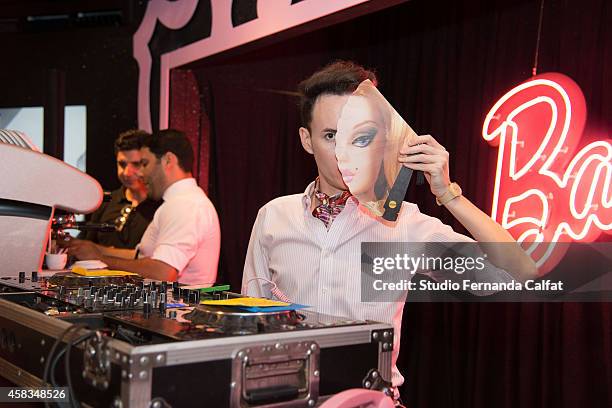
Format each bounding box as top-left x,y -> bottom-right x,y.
242,61 -> 536,398
64,129 -> 220,284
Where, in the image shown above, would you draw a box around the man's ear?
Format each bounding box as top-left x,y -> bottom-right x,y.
299,127 -> 314,155
163,152 -> 176,168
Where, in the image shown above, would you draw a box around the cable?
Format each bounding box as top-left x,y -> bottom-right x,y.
46,331 -> 97,408
532,0 -> 546,76
65,331 -> 96,408
243,277 -> 292,303
43,323 -> 86,408
49,332 -> 95,388
42,324 -> 85,389
113,327 -> 136,344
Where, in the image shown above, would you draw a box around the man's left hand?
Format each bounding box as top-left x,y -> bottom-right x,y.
398,134 -> 451,197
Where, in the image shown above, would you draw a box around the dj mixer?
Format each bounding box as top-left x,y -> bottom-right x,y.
0,272 -> 394,407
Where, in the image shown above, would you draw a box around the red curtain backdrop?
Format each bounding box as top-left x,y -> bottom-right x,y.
169,68 -> 210,193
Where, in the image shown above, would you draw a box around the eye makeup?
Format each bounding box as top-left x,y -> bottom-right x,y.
351,127 -> 378,147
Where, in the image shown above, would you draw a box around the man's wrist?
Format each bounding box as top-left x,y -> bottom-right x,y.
432,184 -> 450,199
98,254 -> 110,268
435,182 -> 462,206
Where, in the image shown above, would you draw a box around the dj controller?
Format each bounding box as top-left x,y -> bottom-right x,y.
0,272 -> 394,407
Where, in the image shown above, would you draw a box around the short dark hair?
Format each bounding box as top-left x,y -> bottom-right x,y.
114,129 -> 149,155
298,60 -> 378,129
142,129 -> 194,173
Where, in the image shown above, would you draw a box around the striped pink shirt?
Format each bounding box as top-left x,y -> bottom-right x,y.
242,181 -> 512,386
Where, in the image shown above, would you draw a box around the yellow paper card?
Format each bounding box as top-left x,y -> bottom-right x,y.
71,266 -> 138,277
200,297 -> 290,307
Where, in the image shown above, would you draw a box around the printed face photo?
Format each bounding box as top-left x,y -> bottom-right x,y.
335,80 -> 417,215
336,92 -> 386,202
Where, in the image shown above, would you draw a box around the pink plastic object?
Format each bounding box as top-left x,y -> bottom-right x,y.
319,389 -> 395,408
0,143 -> 103,275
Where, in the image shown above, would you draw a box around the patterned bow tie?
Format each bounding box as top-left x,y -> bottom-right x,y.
312,189 -> 352,229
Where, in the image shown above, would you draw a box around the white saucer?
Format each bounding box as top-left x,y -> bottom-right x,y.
72,260 -> 108,270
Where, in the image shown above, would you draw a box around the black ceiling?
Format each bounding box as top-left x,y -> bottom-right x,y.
0,0 -> 147,32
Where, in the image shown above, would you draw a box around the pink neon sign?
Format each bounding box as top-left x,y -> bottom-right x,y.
483,73 -> 611,274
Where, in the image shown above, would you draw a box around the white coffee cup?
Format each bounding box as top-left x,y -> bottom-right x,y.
45,253 -> 68,270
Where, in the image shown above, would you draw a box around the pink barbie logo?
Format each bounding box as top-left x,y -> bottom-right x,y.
483,73 -> 611,274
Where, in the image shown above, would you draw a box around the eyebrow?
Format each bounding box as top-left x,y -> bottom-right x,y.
320,128 -> 336,134
350,120 -> 379,129
117,160 -> 141,163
